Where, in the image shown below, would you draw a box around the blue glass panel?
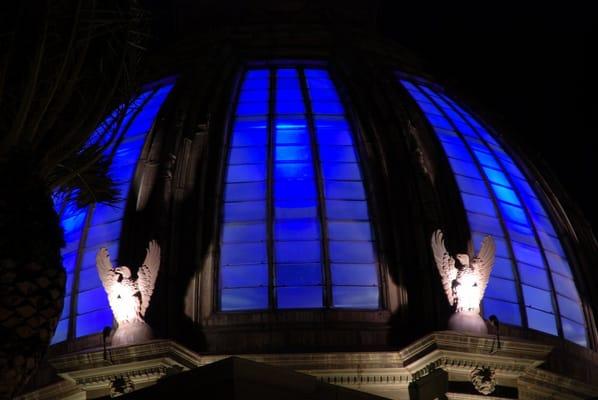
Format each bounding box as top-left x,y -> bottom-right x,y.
314,119 -> 353,145
426,114 -> 453,130
51,319 -> 69,344
309,88 -> 340,101
491,184 -> 520,205
557,295 -> 585,324
326,200 -> 369,220
221,265 -> 268,288
482,298 -> 521,325
522,285 -> 554,313
274,180 -> 316,199
226,164 -> 266,182
76,309 -> 113,338
275,241 -> 321,263
274,219 -> 320,241
276,100 -> 305,114
467,213 -> 504,237
472,232 -> 509,258
241,77 -> 269,90
236,101 -> 269,115
321,162 -> 361,180
276,78 -> 301,90
505,222 -> 536,246
531,214 -> 557,237
518,263 -> 550,290
439,141 -> 473,162
78,267 -> 103,292
462,194 -> 496,216
84,221 -> 123,248
332,287 -> 378,309
526,308 -> 558,335
65,273 -> 74,296
221,243 -> 267,265
512,241 -> 544,268
275,146 -> 311,162
324,180 -> 366,200
417,101 -> 442,116
311,101 -> 344,114
80,242 -> 119,271
225,182 -> 266,202
77,287 -> 110,314
319,145 -> 357,162
229,147 -> 267,164
276,264 -> 322,286
328,221 -> 372,241
499,202 -> 528,225
222,222 -> 267,243
231,120 -> 268,146
473,150 -> 501,169
455,175 -> 489,197
275,199 -> 317,219
60,296 -> 71,319
331,264 -> 378,286
238,89 -> 269,103
329,241 -> 375,263
111,137 -> 145,169
501,159 -> 526,179
562,317 -> 587,346
553,274 -> 580,301
91,203 -> 124,226
482,167 -> 510,187
277,287 -> 323,309
85,221 -> 122,248
108,163 -> 136,184
62,210 -> 87,234
274,162 -> 313,180
274,118 -> 309,144
223,201 -> 266,222
491,257 -> 515,280
526,196 -> 548,218
245,69 -> 269,79
538,231 -> 564,255
305,77 -> 334,89
63,229 -> 83,248
485,276 -> 518,302
221,288 -> 268,311
448,158 -> 480,178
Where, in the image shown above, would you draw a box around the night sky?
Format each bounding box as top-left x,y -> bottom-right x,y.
145,1 -> 598,231
377,2 -> 598,231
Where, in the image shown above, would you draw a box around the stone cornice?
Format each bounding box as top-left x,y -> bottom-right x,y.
18,333 -> 596,400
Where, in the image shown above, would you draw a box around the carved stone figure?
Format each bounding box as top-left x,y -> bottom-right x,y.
431,230 -> 495,334
96,241 -> 160,346
470,366 -> 496,395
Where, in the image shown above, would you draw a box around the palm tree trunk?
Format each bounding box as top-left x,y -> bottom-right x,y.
0,152 -> 66,399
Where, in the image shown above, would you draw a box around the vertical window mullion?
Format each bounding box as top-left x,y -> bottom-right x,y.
298,68 -> 332,308
267,68 -> 276,309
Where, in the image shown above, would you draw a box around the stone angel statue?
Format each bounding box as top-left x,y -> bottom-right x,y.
431,229 -> 495,334
96,240 -> 161,345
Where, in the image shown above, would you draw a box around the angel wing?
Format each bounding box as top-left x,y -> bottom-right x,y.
431,230 -> 458,306
96,248 -> 119,295
137,240 -> 161,316
472,235 -> 496,296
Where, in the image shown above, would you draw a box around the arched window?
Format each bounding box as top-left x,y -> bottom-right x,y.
51,82 -> 174,344
219,67 -> 379,311
399,77 -> 588,346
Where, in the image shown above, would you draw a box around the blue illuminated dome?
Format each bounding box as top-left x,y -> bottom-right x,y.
48,43 -> 596,355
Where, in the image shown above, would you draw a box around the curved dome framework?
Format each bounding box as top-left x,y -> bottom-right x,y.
398,77 -> 588,346
18,4 -> 598,398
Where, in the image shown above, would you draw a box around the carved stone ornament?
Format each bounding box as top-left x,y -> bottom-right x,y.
96,241 -> 161,346
109,375 -> 135,397
470,366 -> 496,395
431,230 -> 496,334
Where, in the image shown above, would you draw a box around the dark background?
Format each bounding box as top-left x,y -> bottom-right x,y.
145,0 -> 598,231
378,2 -> 598,231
